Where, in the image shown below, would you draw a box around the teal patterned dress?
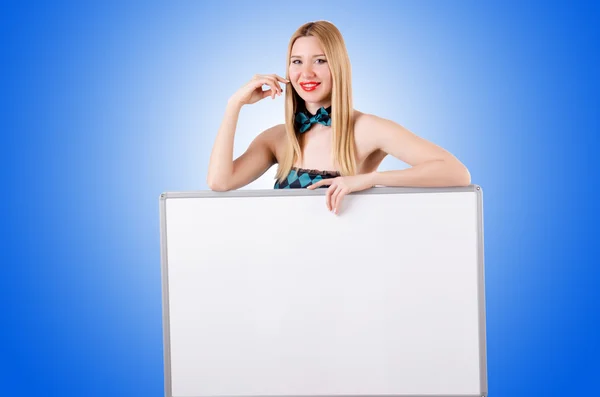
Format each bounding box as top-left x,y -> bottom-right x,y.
274,168 -> 340,189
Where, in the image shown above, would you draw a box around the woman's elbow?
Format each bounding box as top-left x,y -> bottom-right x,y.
444,159 -> 471,186
455,164 -> 471,186
207,177 -> 230,192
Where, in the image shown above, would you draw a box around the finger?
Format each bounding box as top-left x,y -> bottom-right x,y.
264,76 -> 282,96
265,74 -> 281,95
275,80 -> 284,95
261,89 -> 272,99
307,181 -> 319,190
308,179 -> 330,190
326,184 -> 338,212
260,77 -> 278,99
270,77 -> 280,97
272,74 -> 290,84
333,188 -> 349,215
258,77 -> 278,93
274,76 -> 286,95
257,74 -> 287,88
331,186 -> 343,213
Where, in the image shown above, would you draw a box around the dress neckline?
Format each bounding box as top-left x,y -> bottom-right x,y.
293,167 -> 340,177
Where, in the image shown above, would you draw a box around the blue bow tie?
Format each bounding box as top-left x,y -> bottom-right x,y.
295,106 -> 332,133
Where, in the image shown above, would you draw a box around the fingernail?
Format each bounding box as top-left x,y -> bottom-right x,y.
334,208 -> 338,214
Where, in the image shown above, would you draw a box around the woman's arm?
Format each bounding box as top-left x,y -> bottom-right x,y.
362,114 -> 471,187
206,74 -> 288,191
207,101 -> 243,191
207,103 -> 280,191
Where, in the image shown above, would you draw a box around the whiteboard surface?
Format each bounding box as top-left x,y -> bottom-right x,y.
160,187 -> 487,397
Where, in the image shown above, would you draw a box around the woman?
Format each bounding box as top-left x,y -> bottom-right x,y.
207,20 -> 471,215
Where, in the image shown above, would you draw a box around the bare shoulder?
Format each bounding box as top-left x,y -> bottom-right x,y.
259,123 -> 286,142
352,110 -> 389,153
353,110 -> 418,145
353,110 -> 393,134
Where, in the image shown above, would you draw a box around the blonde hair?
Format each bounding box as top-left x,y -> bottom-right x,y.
275,20 -> 357,184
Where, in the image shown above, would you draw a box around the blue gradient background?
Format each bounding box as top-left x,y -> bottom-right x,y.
2,1 -> 598,396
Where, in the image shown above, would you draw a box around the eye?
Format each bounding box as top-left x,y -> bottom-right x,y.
291,60 -> 301,64
316,59 -> 327,64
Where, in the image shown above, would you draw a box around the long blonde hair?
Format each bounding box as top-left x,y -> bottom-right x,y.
275,21 -> 357,184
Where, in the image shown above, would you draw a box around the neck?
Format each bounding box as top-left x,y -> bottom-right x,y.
305,101 -> 331,115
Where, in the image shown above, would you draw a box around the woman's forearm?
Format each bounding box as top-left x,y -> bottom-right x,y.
369,159 -> 471,187
207,100 -> 244,190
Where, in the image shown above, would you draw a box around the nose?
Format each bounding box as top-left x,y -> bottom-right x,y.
301,63 -> 316,78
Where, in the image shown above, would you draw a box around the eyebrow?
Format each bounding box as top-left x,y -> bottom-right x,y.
290,54 -> 326,59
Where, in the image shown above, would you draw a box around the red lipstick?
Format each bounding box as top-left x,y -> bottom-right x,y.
300,82 -> 321,92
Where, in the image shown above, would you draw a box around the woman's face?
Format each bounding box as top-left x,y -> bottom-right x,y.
289,36 -> 332,108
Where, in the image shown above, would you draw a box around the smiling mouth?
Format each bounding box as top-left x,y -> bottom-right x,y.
300,82 -> 321,91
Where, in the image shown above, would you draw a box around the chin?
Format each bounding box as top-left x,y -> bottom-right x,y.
296,92 -> 330,104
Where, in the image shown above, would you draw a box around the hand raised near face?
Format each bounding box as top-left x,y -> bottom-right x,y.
229,74 -> 289,106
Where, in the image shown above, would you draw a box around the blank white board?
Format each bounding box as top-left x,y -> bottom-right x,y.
159,186 -> 488,397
